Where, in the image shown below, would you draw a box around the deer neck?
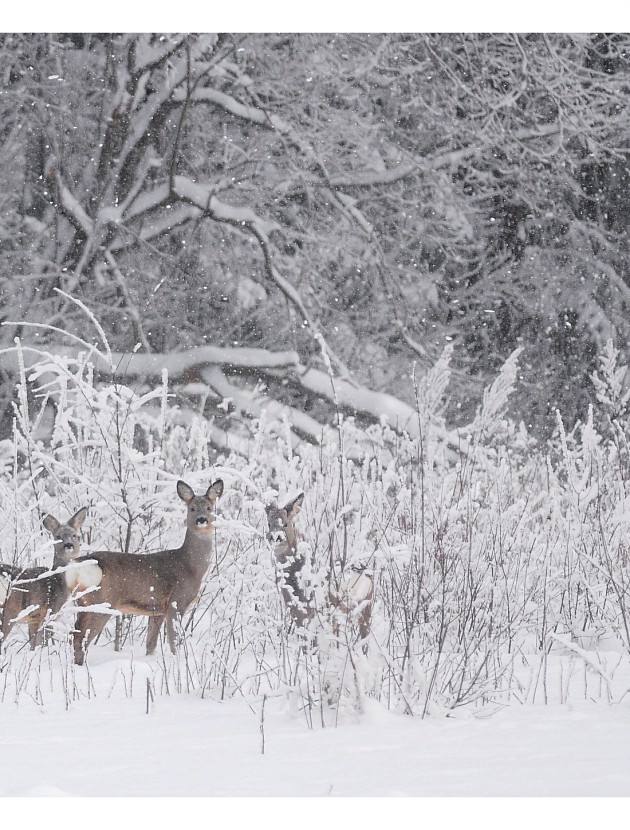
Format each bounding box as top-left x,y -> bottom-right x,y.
274,537 -> 297,564
180,527 -> 214,571
52,548 -> 71,570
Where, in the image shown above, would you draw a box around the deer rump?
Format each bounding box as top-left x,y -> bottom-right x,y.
3,567 -> 67,623
67,551 -> 203,617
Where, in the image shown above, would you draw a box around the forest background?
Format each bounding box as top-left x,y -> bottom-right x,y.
1,31 -> 629,438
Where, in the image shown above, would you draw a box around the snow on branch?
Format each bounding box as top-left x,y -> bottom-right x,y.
171,175 -> 352,380
175,86 -> 272,124
0,344 -> 301,378
111,204 -> 202,252
172,176 -> 280,237
0,337 -> 466,448
296,365 -> 418,436
133,34 -> 192,78
57,182 -> 94,236
109,345 -> 302,376
201,366 -> 324,444
113,36 -> 218,188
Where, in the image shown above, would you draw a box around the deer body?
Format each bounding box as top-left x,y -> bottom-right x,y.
266,494 -> 374,651
329,565 -> 374,651
70,479 -> 223,665
1,508 -> 88,649
266,494 -> 314,628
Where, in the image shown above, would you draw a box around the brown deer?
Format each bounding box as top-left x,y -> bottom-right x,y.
266,493 -> 315,628
266,494 -> 375,652
329,562 -> 374,654
1,507 -> 88,649
68,479 -> 223,665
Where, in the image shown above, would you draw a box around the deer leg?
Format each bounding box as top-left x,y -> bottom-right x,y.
164,604 -> 183,654
114,615 -> 123,652
146,615 -> 165,655
0,619 -> 11,652
165,613 -> 177,654
28,618 -> 43,650
73,611 -> 108,665
0,597 -> 16,650
358,605 -> 372,655
331,613 -> 341,647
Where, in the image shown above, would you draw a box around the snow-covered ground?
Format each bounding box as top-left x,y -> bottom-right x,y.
1,650 -> 628,799
1,337 -> 629,821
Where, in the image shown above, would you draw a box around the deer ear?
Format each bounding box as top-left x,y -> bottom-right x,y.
43,515 -> 61,535
206,479 -> 224,501
177,481 -> 195,503
284,492 -> 305,519
69,506 -> 88,530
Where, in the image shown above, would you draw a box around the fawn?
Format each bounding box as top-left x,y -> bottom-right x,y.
68,479 -> 223,665
1,508 -> 88,649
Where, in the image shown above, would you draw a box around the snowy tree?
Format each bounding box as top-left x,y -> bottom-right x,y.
1,33 -> 630,435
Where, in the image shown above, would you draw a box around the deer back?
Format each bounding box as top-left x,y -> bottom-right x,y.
67,480 -> 223,617
329,564 -> 374,648
329,567 -> 374,615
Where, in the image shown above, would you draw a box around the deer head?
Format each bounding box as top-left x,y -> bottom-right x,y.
265,493 -> 304,548
177,479 -> 224,535
42,506 -> 88,566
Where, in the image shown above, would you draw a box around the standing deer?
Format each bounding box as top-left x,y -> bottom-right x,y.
1,507 -> 88,649
68,479 -> 223,665
266,493 -> 315,628
266,493 -> 375,651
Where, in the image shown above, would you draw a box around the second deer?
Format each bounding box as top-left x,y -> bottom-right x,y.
1,507 -> 88,649
67,479 -> 223,665
266,493 -> 316,629
266,491 -> 374,651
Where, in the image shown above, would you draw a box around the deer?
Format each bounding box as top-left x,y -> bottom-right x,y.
266,491 -> 374,652
1,507 -> 88,650
68,479 -> 223,665
266,493 -> 315,629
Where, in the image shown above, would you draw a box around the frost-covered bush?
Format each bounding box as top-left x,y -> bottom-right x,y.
2,334 -> 630,718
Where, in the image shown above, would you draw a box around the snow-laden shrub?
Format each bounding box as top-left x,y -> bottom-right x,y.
2,334 -> 630,718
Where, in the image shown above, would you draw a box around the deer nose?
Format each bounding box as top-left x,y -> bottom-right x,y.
196,516 -> 208,526
64,542 -> 75,551
269,531 -> 285,544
